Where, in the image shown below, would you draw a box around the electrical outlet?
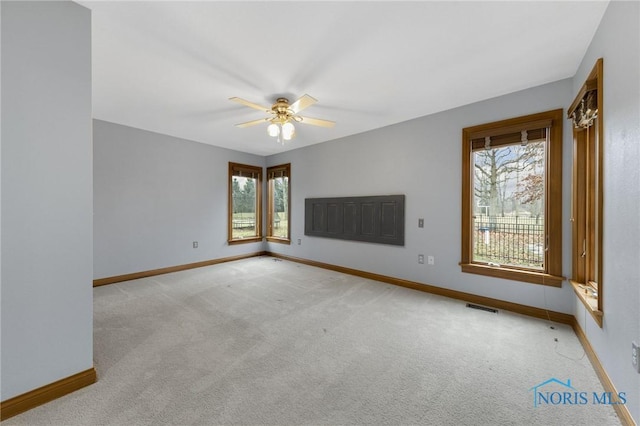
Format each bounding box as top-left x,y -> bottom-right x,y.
418,254 -> 424,264
418,218 -> 424,228
193,241 -> 198,248
297,239 -> 301,245
633,342 -> 639,373
427,255 -> 435,265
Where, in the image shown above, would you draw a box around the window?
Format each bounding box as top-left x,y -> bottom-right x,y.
266,163 -> 291,243
461,109 -> 564,286
568,58 -> 603,326
228,162 -> 262,244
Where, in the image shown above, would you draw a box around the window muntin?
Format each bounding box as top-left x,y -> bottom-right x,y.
267,164 -> 291,243
461,109 -> 563,286
228,163 -> 262,244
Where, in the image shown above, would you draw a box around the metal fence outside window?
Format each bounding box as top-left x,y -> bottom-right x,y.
473,216 -> 544,269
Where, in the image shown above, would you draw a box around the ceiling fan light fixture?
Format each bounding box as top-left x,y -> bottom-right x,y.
282,122 -> 295,140
267,123 -> 280,137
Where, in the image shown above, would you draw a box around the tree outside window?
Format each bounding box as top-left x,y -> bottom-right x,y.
472,141 -> 546,269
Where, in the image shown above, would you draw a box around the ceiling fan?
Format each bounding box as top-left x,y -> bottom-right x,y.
229,94 -> 335,144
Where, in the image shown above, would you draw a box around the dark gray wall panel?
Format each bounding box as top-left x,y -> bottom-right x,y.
381,201 -> 399,238
305,195 -> 405,246
327,203 -> 341,234
311,203 -> 324,232
344,202 -> 358,235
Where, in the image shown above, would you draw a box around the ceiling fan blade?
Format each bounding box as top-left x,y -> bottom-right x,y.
297,116 -> 336,128
235,118 -> 269,128
289,94 -> 317,114
229,97 -> 272,113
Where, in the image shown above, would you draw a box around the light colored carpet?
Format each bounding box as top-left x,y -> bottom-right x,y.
5,256 -> 620,425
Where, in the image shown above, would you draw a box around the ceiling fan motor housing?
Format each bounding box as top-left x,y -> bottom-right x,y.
273,98 -> 290,112
272,98 -> 292,122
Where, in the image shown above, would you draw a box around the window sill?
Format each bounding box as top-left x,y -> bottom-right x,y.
570,280 -> 603,327
460,263 -> 563,287
266,237 -> 291,245
228,236 -> 263,245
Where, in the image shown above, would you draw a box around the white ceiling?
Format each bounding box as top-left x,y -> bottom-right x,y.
80,1 -> 609,156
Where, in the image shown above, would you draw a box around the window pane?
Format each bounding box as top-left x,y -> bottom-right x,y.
270,176 -> 289,238
471,141 -> 546,269
231,176 -> 257,239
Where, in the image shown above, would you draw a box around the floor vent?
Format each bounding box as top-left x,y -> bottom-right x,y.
466,303 -> 498,313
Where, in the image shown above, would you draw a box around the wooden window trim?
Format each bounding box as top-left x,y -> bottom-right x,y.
228,162 -> 262,245
570,280 -> 603,326
568,58 -> 603,327
460,109 -> 564,287
266,163 -> 291,244
265,238 -> 291,244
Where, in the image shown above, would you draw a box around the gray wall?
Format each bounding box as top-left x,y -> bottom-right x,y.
93,120 -> 265,279
1,1 -> 93,400
571,1 -> 640,421
267,79 -> 576,315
